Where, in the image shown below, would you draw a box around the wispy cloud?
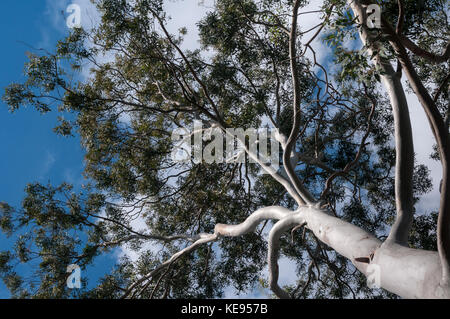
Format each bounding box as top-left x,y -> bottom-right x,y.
39,150 -> 56,179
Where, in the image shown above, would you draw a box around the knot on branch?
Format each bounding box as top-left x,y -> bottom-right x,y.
355,252 -> 375,264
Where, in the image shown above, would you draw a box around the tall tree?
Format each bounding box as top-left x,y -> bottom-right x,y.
1,0 -> 448,298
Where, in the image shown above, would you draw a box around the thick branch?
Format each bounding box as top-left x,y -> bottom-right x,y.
380,15 -> 450,284
214,206 -> 292,237
283,0 -> 316,205
221,126 -> 306,206
348,0 -> 415,247
268,214 -> 303,299
298,205 -> 450,298
121,206 -> 292,298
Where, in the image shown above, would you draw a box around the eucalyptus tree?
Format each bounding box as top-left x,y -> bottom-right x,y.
1,0 -> 449,298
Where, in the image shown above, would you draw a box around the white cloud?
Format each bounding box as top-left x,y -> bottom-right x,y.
39,150 -> 56,179
164,0 -> 214,51
115,210 -> 163,263
298,0 -> 333,69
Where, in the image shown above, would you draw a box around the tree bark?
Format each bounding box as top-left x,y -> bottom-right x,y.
219,206 -> 450,298
347,0 -> 415,246
296,206 -> 450,298
379,17 -> 450,286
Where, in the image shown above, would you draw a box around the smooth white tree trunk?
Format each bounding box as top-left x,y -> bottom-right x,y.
296,206 -> 449,298
215,206 -> 450,298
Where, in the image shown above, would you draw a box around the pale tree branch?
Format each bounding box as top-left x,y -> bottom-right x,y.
379,13 -> 450,285
214,206 -> 292,236
297,205 -> 450,298
121,206 -> 293,298
283,0 -> 316,206
220,126 -> 307,206
121,232 -> 218,299
119,198 -> 450,299
268,213 -> 304,299
348,0 -> 415,247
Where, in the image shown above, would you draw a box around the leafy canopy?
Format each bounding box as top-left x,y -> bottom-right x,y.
1,0 -> 447,298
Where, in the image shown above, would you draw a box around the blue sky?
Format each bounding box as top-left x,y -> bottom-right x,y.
0,0 -> 273,299
0,0 -> 118,298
